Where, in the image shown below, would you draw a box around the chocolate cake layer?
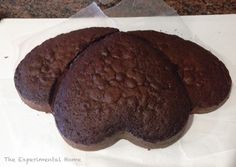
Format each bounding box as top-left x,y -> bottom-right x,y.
52,33 -> 192,150
129,30 -> 231,113
14,27 -> 118,112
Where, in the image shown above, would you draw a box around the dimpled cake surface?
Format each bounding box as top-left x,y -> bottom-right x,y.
52,32 -> 192,151
14,27 -> 118,112
129,30 -> 231,113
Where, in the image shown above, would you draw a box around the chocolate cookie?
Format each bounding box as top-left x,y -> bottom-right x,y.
52,33 -> 192,151
129,31 -> 231,113
14,27 -> 118,112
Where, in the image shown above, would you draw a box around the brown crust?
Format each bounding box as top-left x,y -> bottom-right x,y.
52,32 -> 192,150
191,88 -> 231,114
14,27 -> 232,151
18,93 -> 51,113
128,30 -> 232,114
59,123 -> 187,151
59,104 -> 194,151
14,27 -> 118,113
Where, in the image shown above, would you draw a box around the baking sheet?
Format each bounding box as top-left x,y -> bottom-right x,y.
0,15 -> 236,167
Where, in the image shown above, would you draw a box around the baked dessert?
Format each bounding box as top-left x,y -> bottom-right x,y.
129,31 -> 232,113
52,32 -> 192,151
14,27 -> 232,151
14,27 -> 118,112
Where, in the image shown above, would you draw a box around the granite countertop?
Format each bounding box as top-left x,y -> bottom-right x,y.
0,0 -> 236,18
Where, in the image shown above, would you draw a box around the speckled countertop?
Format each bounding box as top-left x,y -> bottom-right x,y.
0,0 -> 236,18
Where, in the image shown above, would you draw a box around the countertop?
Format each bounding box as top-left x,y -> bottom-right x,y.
0,0 -> 236,18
